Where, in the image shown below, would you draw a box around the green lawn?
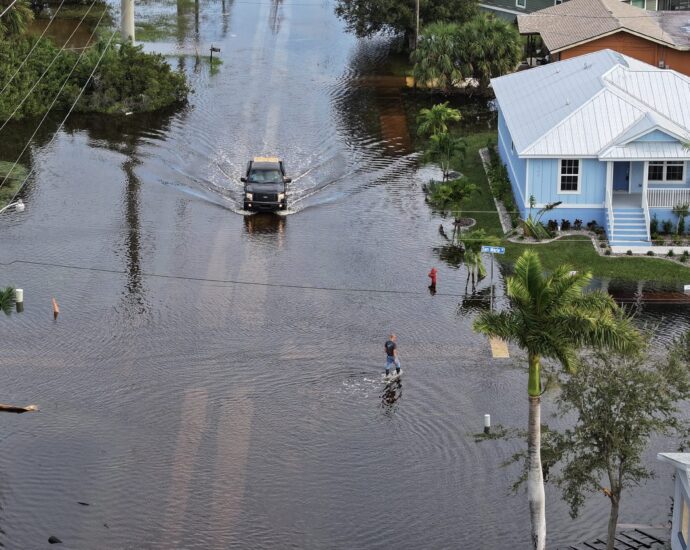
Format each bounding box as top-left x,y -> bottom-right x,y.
434,131 -> 503,236
502,236 -> 690,284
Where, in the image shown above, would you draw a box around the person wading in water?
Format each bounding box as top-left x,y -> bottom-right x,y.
384,334 -> 401,377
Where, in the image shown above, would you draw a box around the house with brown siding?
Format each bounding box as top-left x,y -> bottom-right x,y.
518,0 -> 690,75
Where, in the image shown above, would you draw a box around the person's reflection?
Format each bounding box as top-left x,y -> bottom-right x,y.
380,379 -> 402,416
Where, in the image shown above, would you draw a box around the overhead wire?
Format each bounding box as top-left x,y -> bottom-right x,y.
2,258 -> 689,304
0,0 -> 70,98
0,4 -> 114,196
0,0 -> 18,19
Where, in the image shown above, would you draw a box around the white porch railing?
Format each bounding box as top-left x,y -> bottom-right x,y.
642,191 -> 651,242
647,188 -> 690,208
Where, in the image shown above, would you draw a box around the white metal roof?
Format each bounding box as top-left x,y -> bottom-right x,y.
600,141 -> 690,160
492,50 -> 690,159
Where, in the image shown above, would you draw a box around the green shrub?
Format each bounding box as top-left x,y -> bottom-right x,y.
650,214 -> 658,235
599,242 -> 607,248
626,250 -> 633,256
604,249 -> 612,256
662,220 -> 673,235
0,36 -> 188,121
668,249 -> 675,257
646,250 -> 655,256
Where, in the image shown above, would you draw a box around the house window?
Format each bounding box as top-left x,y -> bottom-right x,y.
555,0 -> 563,4
560,159 -> 580,193
648,161 -> 685,183
516,0 -> 526,8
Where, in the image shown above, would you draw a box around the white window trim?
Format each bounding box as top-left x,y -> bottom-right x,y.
516,0 -> 526,8
558,158 -> 582,195
648,161 -> 686,184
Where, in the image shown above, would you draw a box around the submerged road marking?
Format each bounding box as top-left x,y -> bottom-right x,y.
210,389 -> 254,547
161,388 -> 209,546
490,337 -> 509,359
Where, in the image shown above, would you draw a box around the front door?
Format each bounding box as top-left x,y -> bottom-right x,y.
613,162 -> 630,192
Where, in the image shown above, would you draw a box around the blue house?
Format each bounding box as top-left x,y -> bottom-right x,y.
492,50 -> 690,248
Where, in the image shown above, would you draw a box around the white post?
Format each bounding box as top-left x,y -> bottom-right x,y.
484,414 -> 491,434
121,0 -> 135,43
606,161 -> 613,202
15,289 -> 23,303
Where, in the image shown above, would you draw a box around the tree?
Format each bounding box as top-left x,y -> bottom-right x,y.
425,131 -> 466,181
458,229 -> 500,290
416,101 -> 462,138
472,250 -> 641,550
0,287 -> 15,315
672,202 -> 689,235
554,336 -> 690,550
456,13 -> 522,93
0,0 -> 33,38
334,0 -> 477,49
412,22 -> 464,93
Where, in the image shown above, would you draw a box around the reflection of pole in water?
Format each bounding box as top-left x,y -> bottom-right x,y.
269,0 -> 283,34
122,156 -> 148,313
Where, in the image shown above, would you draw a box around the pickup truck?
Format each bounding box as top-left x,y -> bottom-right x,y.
241,157 -> 291,211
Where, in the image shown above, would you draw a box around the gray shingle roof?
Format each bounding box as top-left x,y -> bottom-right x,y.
517,0 -> 690,53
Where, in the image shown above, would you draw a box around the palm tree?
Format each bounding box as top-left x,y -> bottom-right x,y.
0,287 -> 15,315
426,131 -> 466,181
457,13 -> 522,93
412,22 -> 464,94
416,102 -> 462,138
473,251 -> 641,550
0,0 -> 33,38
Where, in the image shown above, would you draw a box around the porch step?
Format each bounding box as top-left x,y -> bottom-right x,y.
608,206 -> 649,245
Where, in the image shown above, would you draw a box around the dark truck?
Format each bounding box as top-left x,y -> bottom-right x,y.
241,157 -> 291,211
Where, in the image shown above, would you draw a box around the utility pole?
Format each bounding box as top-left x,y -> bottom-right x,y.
121,0 -> 135,43
415,0 -> 420,50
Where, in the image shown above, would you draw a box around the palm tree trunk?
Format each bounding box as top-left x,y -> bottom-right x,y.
528,354 -> 546,550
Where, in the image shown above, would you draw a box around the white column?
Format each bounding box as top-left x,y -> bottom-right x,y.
605,161 -> 613,205
642,161 -> 649,199
121,0 -> 135,43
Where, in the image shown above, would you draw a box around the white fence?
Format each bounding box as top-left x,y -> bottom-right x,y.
647,188 -> 690,208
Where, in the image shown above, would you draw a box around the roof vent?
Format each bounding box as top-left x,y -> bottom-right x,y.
584,61 -> 592,69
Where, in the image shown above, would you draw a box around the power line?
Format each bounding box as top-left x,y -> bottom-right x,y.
2,258 -> 689,304
0,0 -> 18,19
0,0 -> 69,98
0,0 -> 99,137
0,6 -> 111,195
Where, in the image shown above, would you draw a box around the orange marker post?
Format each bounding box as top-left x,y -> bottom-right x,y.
52,298 -> 59,320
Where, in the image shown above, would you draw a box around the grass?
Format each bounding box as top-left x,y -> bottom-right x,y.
427,131 -> 503,236
135,17 -> 179,42
0,161 -> 28,209
501,235 -> 690,284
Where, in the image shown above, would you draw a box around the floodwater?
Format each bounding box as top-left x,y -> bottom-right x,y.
1,1 -> 689,548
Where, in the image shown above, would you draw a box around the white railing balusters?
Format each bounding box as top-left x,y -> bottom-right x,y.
647,188 -> 690,208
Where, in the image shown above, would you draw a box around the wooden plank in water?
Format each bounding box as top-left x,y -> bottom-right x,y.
490,337 -> 509,358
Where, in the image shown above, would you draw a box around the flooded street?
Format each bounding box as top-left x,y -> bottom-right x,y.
2,2 -> 690,548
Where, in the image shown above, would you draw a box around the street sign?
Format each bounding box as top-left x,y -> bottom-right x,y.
481,246 -> 505,254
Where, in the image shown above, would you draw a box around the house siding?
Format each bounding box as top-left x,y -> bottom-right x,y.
480,0 -> 556,19
529,158 -> 606,205
636,130 -> 679,142
497,109 -> 528,216
558,32 -> 690,77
